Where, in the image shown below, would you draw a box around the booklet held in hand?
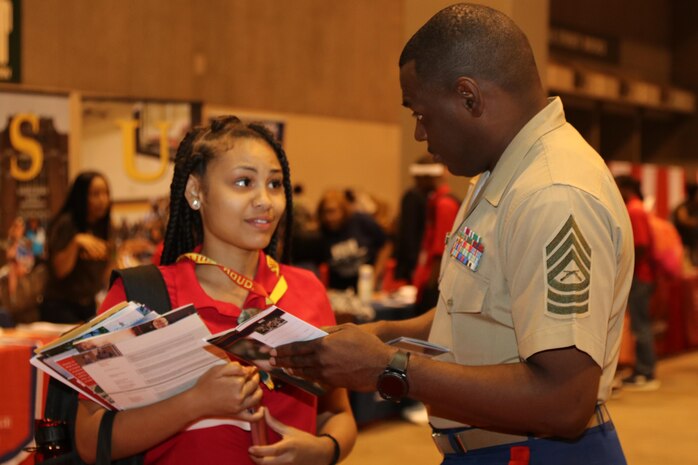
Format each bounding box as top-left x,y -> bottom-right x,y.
206,306 -> 328,396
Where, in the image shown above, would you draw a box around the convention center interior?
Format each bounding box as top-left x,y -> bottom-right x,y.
2,0 -> 698,464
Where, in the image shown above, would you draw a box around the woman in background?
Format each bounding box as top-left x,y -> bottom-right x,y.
39,171 -> 112,324
317,189 -> 388,291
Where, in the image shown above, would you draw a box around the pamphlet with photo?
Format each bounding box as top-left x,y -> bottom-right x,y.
206,306 -> 328,396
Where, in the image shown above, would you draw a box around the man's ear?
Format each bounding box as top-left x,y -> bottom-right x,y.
184,175 -> 202,210
455,77 -> 483,117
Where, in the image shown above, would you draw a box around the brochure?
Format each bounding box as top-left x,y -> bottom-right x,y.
387,336 -> 451,358
206,306 -> 328,396
31,301 -> 162,409
30,302 -> 230,410
31,300 -> 331,417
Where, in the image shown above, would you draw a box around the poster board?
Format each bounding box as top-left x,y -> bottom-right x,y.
79,98 -> 200,223
0,89 -> 70,239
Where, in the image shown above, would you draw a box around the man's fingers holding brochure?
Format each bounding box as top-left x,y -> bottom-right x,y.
320,323 -> 356,334
269,325 -> 393,391
270,338 -> 320,359
270,323 -> 360,363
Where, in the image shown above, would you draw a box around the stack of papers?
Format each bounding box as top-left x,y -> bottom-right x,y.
30,302 -> 228,411
31,302 -> 330,413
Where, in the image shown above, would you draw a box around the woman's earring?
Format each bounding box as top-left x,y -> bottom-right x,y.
191,199 -> 200,210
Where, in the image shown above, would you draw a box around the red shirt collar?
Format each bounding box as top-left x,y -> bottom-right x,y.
174,251 -> 282,318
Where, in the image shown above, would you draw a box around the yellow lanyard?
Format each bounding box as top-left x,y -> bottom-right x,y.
177,252 -> 288,306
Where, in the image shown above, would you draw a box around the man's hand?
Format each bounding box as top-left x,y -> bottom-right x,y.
270,323 -> 395,392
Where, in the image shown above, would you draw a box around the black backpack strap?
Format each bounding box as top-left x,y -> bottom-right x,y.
93,409 -> 144,465
84,265 -> 170,465
96,411 -> 117,465
109,265 -> 172,314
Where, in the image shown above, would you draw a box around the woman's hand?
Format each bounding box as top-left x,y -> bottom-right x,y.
185,362 -> 263,422
248,409 -> 337,465
75,233 -> 109,260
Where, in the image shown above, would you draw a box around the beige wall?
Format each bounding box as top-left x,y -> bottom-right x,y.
16,0 -> 552,219
15,0 -> 408,218
22,0 -> 403,124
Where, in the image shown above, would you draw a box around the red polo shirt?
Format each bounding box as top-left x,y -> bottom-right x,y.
99,252 -> 335,465
626,197 -> 655,283
412,184 -> 460,291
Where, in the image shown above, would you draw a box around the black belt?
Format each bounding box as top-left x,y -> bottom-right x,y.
431,403 -> 612,455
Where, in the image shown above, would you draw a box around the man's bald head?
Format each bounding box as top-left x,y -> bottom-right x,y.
399,3 -> 541,96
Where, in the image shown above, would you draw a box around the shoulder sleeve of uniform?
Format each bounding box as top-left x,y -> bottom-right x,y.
501,184 -> 625,367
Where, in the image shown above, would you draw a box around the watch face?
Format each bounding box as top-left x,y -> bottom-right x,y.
378,371 -> 408,400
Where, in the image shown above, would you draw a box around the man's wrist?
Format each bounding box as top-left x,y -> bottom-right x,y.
376,349 -> 410,402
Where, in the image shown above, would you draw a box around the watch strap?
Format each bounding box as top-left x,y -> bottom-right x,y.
388,349 -> 410,373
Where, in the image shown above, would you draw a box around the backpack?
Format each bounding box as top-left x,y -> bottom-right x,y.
39,265 -> 171,465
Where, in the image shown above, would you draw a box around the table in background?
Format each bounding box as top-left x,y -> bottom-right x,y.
0,328 -> 63,465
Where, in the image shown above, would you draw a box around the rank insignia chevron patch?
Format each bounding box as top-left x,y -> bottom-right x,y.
545,215 -> 591,316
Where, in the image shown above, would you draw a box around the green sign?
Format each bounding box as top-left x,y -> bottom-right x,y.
0,0 -> 20,82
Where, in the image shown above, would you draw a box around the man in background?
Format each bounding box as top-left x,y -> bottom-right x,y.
392,156 -> 432,285
410,158 -> 459,313
615,175 -> 660,391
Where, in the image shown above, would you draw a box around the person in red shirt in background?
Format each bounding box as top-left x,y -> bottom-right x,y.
673,182 -> 698,266
411,160 -> 460,314
615,175 -> 660,391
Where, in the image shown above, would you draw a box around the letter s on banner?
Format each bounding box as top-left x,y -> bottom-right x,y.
9,113 -> 44,181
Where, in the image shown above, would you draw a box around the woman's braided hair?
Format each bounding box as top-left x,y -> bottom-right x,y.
160,115 -> 293,265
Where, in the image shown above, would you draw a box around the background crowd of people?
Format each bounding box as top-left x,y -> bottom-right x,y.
1,166 -> 698,330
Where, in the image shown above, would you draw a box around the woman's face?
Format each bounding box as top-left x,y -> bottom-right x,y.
87,176 -> 111,223
319,198 -> 346,232
191,137 -> 286,256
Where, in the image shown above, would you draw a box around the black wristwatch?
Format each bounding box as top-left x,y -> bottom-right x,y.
376,350 -> 410,402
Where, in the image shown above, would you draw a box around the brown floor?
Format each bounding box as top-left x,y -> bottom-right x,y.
343,350 -> 698,465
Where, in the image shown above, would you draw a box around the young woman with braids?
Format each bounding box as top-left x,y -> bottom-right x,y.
75,116 -> 356,465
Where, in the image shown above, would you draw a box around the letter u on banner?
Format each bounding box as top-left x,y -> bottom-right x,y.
117,119 -> 170,182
